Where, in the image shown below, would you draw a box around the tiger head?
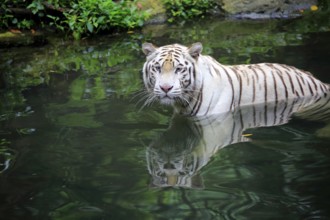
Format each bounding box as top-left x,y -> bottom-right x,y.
142,42 -> 203,106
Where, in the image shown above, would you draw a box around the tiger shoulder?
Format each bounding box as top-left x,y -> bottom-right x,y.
142,42 -> 329,116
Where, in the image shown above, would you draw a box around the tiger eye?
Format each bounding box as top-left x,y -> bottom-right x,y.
175,67 -> 182,73
153,65 -> 161,72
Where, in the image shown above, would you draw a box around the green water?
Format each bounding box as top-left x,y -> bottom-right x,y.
0,17 -> 330,219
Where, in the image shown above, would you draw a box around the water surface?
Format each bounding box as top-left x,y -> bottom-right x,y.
0,18 -> 330,219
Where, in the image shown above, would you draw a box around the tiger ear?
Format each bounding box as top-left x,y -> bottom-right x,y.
188,42 -> 203,59
142,43 -> 157,56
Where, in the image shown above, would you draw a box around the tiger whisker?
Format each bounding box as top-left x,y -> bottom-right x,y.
183,92 -> 199,103
130,89 -> 149,102
139,94 -> 158,112
131,89 -> 156,109
179,96 -> 194,109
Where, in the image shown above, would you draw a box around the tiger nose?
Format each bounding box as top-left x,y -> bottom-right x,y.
160,84 -> 173,93
164,163 -> 175,169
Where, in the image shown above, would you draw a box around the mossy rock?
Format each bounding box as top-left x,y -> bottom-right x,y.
139,0 -> 167,24
0,31 -> 47,47
220,0 -> 284,14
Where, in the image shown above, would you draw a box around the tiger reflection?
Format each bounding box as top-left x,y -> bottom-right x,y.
146,95 -> 330,188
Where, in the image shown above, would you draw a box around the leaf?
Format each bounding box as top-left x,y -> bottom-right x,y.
310,5 -> 318,11
87,22 -> 94,33
12,18 -> 18,24
97,16 -> 105,24
242,133 -> 253,137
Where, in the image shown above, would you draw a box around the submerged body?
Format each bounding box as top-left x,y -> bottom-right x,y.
147,94 -> 330,188
142,42 -> 329,116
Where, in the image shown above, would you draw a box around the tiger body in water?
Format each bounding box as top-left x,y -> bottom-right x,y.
147,96 -> 330,188
142,42 -> 329,116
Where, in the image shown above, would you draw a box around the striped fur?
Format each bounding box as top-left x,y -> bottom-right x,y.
142,42 -> 329,116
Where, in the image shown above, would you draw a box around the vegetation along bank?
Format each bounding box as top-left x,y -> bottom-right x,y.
0,0 -> 328,44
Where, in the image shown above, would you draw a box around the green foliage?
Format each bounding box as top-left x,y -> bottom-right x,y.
27,0 -> 45,15
0,0 -> 16,28
63,0 -> 149,40
0,0 -> 149,39
0,0 -> 38,29
164,0 -> 216,22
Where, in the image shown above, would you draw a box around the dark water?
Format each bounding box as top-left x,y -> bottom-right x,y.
1,17 -> 330,219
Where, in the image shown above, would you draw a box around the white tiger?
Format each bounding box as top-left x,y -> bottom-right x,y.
142,42 -> 329,116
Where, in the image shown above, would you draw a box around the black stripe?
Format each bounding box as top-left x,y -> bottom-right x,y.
308,75 -> 319,91
319,84 -> 326,93
183,68 -> 192,88
271,72 -> 278,124
245,71 -> 250,86
252,67 -> 259,81
204,92 -> 214,115
230,119 -> 236,144
295,75 -> 305,96
281,64 -> 293,72
231,67 -> 242,106
279,100 -> 288,124
238,108 -> 244,130
254,66 -> 268,124
285,71 -> 295,95
289,99 -> 297,115
238,74 -> 242,106
275,71 -> 288,99
191,83 -> 203,116
298,74 -> 306,86
273,103 -> 277,125
306,79 -> 315,96
259,67 -> 268,124
230,66 -> 242,106
192,63 -> 196,80
252,74 -> 256,103
222,66 -> 235,111
271,71 -> 278,104
213,66 -> 222,78
250,68 -> 259,103
210,65 -> 217,78
270,63 -> 281,72
256,66 -> 267,103
189,65 -> 197,104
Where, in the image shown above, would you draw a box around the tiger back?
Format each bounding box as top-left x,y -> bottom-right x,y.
142,42 -> 329,116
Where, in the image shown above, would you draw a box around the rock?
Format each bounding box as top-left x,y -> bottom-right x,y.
221,0 -> 283,14
216,0 -> 318,19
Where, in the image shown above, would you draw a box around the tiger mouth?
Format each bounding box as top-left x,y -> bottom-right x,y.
159,96 -> 174,105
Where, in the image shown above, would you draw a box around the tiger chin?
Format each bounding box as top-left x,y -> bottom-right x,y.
142,42 -> 330,116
